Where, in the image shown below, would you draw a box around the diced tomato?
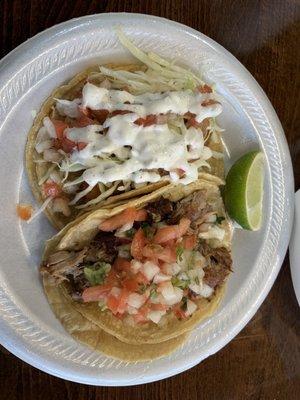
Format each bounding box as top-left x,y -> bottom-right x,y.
62,137 -> 78,153
133,312 -> 148,324
52,120 -> 68,139
173,305 -> 187,320
115,312 -> 126,320
176,168 -> 185,177
106,293 -> 119,314
117,288 -> 130,314
122,278 -> 140,292
163,239 -> 176,247
113,257 -> 131,273
99,207 -> 147,231
16,204 -> 33,221
131,228 -> 147,260
182,234 -> 197,250
135,209 -> 147,221
186,117 -> 201,129
151,303 -> 168,311
142,244 -> 160,263
82,284 -> 113,302
106,270 -> 119,286
154,218 -> 190,243
134,114 -> 157,127
154,225 -> 178,244
197,84 -> 213,93
110,110 -> 131,117
90,109 -> 109,124
74,114 -> 95,128
201,99 -> 218,107
43,181 -> 61,198
78,106 -> 91,117
157,246 -> 177,263
160,262 -> 171,275
77,141 -> 87,151
137,304 -> 150,317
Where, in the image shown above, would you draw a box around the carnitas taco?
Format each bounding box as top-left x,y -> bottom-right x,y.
26,30 -> 224,229
40,178 -> 232,359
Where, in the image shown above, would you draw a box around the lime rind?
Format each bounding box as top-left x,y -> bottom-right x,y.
224,151 -> 264,231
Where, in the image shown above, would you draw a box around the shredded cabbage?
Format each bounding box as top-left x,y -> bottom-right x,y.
34,29 -> 223,212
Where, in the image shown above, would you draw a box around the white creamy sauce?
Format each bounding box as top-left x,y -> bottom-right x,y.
81,82 -> 221,122
55,82 -> 222,187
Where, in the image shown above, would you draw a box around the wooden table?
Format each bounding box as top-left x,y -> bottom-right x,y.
0,1 -> 299,399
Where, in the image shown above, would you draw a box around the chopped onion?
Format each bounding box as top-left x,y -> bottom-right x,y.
199,225 -> 225,241
36,126 -> 49,142
131,260 -> 142,274
141,261 -> 160,281
115,221 -> 135,237
163,262 -> 181,275
127,293 -> 146,309
147,310 -> 166,324
205,214 -> 217,223
159,282 -> 183,305
153,273 -> 171,284
35,140 -> 52,154
199,283 -> 214,298
43,117 -> 56,138
55,98 -> 81,118
186,299 -> 197,316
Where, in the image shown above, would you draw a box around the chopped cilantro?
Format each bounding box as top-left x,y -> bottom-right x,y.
84,262 -> 111,286
195,276 -> 200,285
216,216 -> 225,224
138,283 -> 147,294
125,228 -> 136,238
141,222 -> 154,239
176,245 -> 184,261
181,296 -> 188,311
150,286 -> 158,300
171,276 -> 190,289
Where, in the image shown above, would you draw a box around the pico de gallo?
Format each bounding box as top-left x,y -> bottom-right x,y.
41,190 -> 232,326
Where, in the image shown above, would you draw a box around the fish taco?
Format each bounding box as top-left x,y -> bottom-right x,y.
26,30 -> 225,229
41,178 -> 232,355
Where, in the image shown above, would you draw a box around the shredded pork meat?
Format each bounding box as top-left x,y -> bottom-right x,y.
168,190 -> 213,228
198,242 -> 232,288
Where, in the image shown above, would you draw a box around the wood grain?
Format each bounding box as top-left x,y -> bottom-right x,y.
0,1 -> 299,399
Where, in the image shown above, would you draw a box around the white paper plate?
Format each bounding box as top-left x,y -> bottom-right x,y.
289,190 -> 300,306
0,13 -> 294,386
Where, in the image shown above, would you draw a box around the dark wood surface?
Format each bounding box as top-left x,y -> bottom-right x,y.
0,1 -> 299,399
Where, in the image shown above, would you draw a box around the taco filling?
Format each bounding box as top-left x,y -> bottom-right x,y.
41,189 -> 232,326
29,30 -> 224,223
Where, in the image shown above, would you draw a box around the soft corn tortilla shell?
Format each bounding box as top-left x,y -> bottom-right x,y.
42,179 -> 231,345
43,275 -> 188,361
26,64 -> 224,230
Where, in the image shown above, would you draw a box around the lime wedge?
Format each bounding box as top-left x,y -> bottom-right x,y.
224,151 -> 264,230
